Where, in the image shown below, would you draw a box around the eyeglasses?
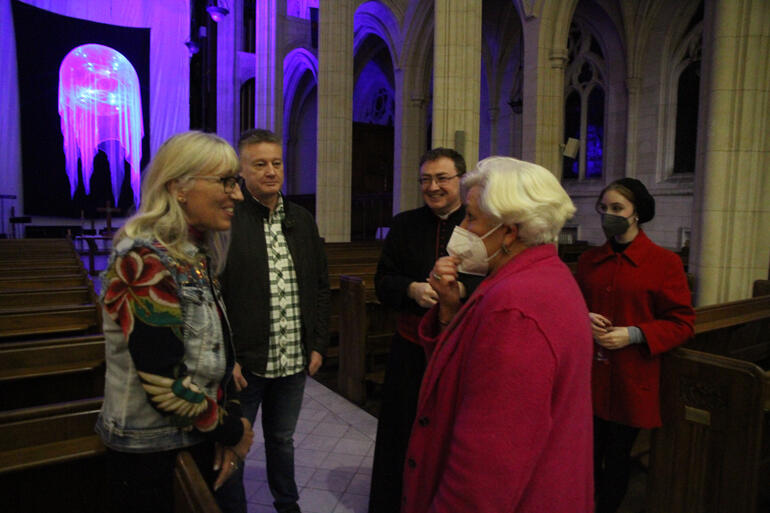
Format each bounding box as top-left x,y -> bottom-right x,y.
418,174 -> 459,187
192,175 -> 242,193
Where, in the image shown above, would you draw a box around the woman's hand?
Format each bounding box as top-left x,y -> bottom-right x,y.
213,417 -> 254,490
232,362 -> 248,392
595,326 -> 632,350
589,312 -> 612,340
428,256 -> 462,324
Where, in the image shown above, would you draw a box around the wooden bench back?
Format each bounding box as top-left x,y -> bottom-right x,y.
0,274 -> 89,291
0,303 -> 101,339
0,337 -> 105,410
174,451 -> 223,513
337,275 -> 395,405
0,398 -> 109,512
0,286 -> 92,309
648,294 -> 770,513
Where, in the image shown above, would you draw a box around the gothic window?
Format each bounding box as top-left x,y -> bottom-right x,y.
239,78 -> 255,132
672,14 -> 702,175
659,3 -> 703,179
563,22 -> 606,180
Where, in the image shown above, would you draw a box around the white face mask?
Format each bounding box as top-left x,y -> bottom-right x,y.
446,224 -> 503,276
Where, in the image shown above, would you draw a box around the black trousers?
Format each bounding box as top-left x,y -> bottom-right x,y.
593,417 -> 640,513
105,440 -> 216,513
369,334 -> 426,513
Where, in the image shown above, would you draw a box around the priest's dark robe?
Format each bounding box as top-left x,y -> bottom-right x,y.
369,204 -> 479,513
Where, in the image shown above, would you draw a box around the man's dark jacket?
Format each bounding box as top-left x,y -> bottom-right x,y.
220,194 -> 330,374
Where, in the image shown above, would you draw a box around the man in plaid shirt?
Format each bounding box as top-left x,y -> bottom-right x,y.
220,129 -> 330,513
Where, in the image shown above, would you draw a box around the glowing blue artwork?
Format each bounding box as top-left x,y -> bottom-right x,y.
58,44 -> 143,206
585,124 -> 603,179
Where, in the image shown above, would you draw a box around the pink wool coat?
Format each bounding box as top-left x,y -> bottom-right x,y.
576,230 -> 695,428
402,244 -> 594,513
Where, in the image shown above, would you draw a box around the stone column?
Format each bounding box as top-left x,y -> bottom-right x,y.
432,0 -> 482,169
393,66 -> 426,214
254,0 -> 282,132
623,76 -> 641,178
216,0 -> 238,145
690,0 -> 770,304
519,11 -> 567,178
316,0 -> 354,241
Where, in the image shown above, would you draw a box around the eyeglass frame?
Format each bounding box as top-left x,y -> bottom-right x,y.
418,174 -> 459,187
191,175 -> 242,193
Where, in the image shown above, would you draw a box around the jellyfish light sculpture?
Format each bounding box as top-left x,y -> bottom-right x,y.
58,44 -> 143,207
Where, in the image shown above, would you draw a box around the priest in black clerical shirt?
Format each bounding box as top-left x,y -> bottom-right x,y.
369,147 -> 480,513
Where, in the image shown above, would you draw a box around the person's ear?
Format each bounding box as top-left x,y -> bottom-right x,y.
167,180 -> 186,203
503,223 -> 518,245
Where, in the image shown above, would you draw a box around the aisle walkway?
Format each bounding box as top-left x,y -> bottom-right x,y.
244,378 -> 377,513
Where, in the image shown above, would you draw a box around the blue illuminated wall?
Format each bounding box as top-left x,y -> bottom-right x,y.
353,59 -> 394,126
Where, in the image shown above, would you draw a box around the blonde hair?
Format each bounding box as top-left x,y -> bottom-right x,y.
462,156 -> 576,246
116,131 -> 239,273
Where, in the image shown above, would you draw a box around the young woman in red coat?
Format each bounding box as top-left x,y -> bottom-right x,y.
576,178 -> 695,513
402,157 -> 595,513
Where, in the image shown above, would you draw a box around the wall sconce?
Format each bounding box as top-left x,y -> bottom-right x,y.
184,39 -> 200,57
207,1 -> 229,23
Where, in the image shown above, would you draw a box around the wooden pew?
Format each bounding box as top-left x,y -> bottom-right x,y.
174,451 -> 223,513
648,294 -> 770,513
0,274 -> 89,291
0,398 -> 109,513
323,241 -> 383,359
337,275 -> 395,405
324,240 -> 383,263
0,263 -> 82,276
0,286 -> 93,309
0,336 -> 105,410
754,279 -> 770,297
0,303 -> 101,340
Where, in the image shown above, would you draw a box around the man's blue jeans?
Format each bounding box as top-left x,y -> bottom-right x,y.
217,369 -> 306,513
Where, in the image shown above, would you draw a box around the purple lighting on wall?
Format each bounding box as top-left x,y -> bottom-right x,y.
58,44 -> 143,207
287,0 -> 318,19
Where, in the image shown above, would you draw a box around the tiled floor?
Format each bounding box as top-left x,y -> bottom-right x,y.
244,377 -> 377,513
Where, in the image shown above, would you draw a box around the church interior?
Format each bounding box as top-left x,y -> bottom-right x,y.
0,1 -> 768,512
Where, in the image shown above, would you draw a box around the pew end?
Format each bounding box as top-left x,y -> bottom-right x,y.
174,450 -> 223,513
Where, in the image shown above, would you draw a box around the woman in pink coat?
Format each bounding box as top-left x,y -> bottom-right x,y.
402,157 -> 594,513
576,178 -> 694,513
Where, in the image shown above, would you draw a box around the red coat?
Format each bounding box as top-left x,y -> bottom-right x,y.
576,230 -> 694,428
403,245 -> 594,513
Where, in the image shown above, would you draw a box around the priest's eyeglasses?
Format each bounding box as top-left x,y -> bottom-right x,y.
418,174 -> 459,187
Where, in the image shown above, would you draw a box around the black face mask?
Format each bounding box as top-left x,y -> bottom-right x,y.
601,213 -> 633,238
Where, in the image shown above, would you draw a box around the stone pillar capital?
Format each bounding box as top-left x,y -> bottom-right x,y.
549,48 -> 568,69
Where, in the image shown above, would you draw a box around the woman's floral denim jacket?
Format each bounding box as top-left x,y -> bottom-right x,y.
96,237 -> 243,452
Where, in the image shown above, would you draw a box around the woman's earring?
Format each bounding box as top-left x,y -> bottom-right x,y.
502,244 -> 511,255
178,196 -> 186,204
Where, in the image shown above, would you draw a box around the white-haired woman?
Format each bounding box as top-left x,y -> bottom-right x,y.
401,157 -> 594,513
96,131 -> 253,513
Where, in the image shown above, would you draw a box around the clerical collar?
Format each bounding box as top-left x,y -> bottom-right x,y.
435,203 -> 462,220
